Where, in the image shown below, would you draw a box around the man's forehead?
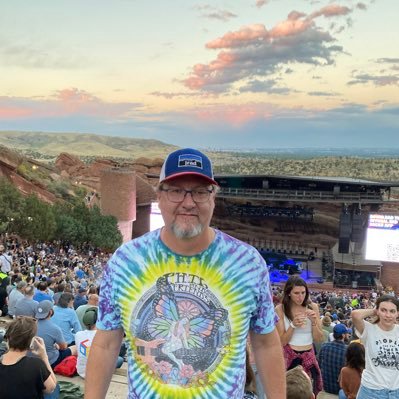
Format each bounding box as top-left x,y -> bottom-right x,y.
163,175 -> 212,187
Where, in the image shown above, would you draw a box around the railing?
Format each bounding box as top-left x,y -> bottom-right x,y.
218,187 -> 387,203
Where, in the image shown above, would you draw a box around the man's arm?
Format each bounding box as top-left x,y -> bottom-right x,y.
85,328 -> 124,399
250,328 -> 286,399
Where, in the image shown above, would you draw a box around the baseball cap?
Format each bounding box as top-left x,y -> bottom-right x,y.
83,307 -> 98,328
35,300 -> 54,319
333,324 -> 350,336
78,286 -> 87,294
159,148 -> 217,185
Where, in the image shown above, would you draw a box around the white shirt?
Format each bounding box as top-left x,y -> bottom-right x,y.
360,320 -> 399,390
75,329 -> 96,378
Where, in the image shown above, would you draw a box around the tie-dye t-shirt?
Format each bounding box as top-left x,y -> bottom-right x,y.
97,229 -> 275,399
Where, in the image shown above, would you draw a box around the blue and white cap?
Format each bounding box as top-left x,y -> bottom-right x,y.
159,148 -> 218,185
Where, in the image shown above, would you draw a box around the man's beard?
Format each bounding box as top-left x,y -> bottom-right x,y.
171,221 -> 204,239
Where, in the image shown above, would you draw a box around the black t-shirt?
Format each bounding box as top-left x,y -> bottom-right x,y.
0,356 -> 51,399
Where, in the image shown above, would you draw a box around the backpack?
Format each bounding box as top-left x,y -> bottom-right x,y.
54,355 -> 77,377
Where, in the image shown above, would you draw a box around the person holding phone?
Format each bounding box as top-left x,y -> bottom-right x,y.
275,275 -> 324,396
0,316 -> 59,399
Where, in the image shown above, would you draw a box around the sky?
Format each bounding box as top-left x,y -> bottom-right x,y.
0,0 -> 398,149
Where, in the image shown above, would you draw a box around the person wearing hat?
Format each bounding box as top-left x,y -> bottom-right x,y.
85,148 -> 286,399
73,286 -> 88,310
318,323 -> 350,395
36,299 -> 77,368
75,307 -> 123,379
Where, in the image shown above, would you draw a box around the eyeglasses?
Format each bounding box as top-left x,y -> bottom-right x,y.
160,187 -> 214,203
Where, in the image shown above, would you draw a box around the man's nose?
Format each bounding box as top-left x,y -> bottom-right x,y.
181,191 -> 196,206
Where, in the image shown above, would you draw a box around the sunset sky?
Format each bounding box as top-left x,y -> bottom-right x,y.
1,0 -> 398,149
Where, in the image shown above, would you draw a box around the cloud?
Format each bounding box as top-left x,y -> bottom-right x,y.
356,2 -> 367,10
0,36 -> 87,69
183,13 -> 343,94
194,5 -> 237,22
309,5 -> 352,19
239,79 -> 292,94
308,91 -> 339,96
149,91 -> 208,99
255,0 -> 268,8
0,88 -> 142,121
376,58 -> 399,64
348,73 -> 399,86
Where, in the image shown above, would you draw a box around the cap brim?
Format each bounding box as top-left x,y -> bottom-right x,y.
160,172 -> 218,186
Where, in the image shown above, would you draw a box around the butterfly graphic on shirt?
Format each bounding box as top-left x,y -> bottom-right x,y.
145,275 -> 228,369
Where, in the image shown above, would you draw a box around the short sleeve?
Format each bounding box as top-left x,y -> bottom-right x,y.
97,255 -> 122,330
249,254 -> 277,334
34,357 -> 51,392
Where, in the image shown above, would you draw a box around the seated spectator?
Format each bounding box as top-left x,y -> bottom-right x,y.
14,285 -> 38,318
73,286 -> 88,310
75,307 -> 123,379
8,280 -> 27,318
33,281 -> 52,302
76,294 -> 99,329
339,342 -> 365,399
0,316 -> 58,399
286,366 -> 314,399
318,324 -> 349,395
51,292 -> 81,345
36,300 -> 77,368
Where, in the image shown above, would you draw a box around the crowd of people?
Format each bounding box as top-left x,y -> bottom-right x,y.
0,147 -> 398,399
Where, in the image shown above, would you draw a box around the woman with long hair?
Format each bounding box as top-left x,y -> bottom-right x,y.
351,294 -> 399,399
275,275 -> 324,396
338,342 -> 365,399
0,316 -> 58,398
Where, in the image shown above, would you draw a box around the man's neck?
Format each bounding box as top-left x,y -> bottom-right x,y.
160,227 -> 215,256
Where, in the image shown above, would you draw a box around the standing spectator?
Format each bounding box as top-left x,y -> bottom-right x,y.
275,275 -> 324,396
36,300 -> 77,368
0,245 -> 12,274
73,286 -> 88,310
318,324 -> 349,395
7,280 -> 27,318
338,342 -> 365,399
85,148 -> 286,399
51,292 -> 81,345
351,295 -> 399,399
33,281 -> 52,302
14,285 -> 38,317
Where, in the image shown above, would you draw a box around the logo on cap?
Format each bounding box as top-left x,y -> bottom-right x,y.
178,154 -> 203,169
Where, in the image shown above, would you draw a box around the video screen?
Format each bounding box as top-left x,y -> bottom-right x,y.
365,214 -> 399,262
150,202 -> 164,231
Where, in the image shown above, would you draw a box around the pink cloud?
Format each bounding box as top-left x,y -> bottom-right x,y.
255,0 -> 268,9
206,24 -> 269,49
309,5 -> 352,19
0,107 -> 33,119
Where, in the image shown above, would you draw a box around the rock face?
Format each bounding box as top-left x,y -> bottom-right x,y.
0,145 -> 58,203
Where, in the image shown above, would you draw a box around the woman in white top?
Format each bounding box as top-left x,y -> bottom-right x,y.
275,275 -> 324,395
351,294 -> 399,399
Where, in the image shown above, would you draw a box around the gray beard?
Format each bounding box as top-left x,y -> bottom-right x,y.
171,222 -> 204,239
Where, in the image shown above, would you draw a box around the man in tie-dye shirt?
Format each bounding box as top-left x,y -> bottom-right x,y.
85,148 -> 286,399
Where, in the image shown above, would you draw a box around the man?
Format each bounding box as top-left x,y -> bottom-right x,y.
7,280 -> 27,317
14,285 -> 38,317
75,307 -> 123,378
86,148 -> 286,399
33,281 -> 52,302
286,366 -> 314,399
36,299 -> 77,368
76,293 -> 99,329
0,245 -> 12,274
73,286 -> 88,310
318,323 -> 349,395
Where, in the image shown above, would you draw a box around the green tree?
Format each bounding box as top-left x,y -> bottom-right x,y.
0,178 -> 24,233
17,194 -> 56,241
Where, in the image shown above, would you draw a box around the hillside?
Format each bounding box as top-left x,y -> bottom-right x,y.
0,131 -> 177,160
1,130 -> 399,183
